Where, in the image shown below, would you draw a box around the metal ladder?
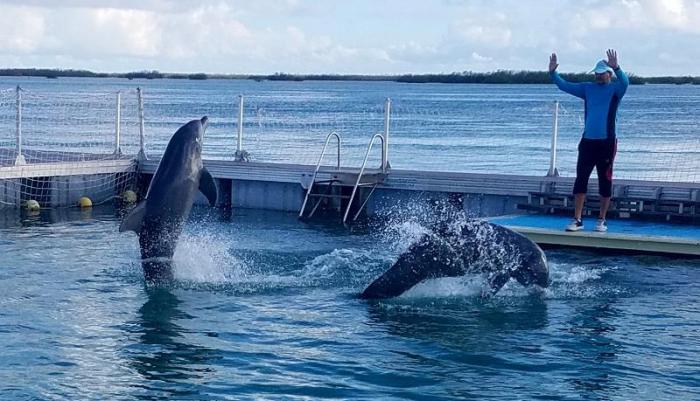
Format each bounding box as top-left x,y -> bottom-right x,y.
299,132 -> 387,223
342,133 -> 385,223
299,132 -> 343,219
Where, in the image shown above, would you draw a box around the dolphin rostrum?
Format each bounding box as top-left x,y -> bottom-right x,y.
361,220 -> 549,299
120,117 -> 218,282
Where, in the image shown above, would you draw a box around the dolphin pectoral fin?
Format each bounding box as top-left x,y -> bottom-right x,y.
486,271 -> 512,296
199,168 -> 218,207
119,201 -> 146,234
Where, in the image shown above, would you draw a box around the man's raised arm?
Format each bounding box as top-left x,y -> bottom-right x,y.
607,49 -> 629,96
549,53 -> 586,99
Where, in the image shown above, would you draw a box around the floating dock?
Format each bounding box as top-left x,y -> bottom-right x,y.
136,158 -> 699,257
489,214 -> 700,257
0,153 -> 697,257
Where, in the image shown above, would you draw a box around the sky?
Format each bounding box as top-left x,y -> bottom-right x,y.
1,0 -> 699,76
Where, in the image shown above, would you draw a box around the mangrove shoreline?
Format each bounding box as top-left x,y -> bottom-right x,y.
1,68 -> 699,85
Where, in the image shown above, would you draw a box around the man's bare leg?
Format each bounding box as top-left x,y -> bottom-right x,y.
574,193 -> 586,220
599,196 -> 611,220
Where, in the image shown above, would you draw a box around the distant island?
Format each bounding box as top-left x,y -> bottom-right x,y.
1,68 -> 699,85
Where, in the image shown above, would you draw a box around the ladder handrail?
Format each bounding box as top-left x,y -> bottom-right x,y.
299,131 -> 342,217
343,133 -> 384,223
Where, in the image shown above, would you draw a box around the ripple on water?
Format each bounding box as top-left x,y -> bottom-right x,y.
1,206 -> 700,400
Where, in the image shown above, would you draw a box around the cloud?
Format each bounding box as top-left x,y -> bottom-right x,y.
1,0 -> 700,75
450,13 -> 512,47
471,52 -> 492,63
0,5 -> 46,52
55,8 -> 160,57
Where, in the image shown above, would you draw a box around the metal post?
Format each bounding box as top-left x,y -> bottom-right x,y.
546,101 -> 559,177
237,95 -> 243,153
382,97 -> 391,171
114,91 -> 122,155
234,94 -> 248,162
14,86 -> 26,165
137,87 -> 147,160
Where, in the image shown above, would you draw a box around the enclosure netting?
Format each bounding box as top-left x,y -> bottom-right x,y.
142,91 -> 698,183
0,87 -> 139,207
1,84 -> 697,210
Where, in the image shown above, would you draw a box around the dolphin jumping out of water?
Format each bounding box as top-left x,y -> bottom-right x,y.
120,117 -> 218,282
360,220 -> 549,299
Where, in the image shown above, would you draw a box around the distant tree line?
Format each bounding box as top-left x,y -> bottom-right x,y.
0,68 -> 109,78
394,70 -> 652,85
1,68 -> 698,85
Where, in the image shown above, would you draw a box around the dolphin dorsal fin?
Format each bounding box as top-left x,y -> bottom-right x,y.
119,200 -> 146,234
199,167 -> 218,207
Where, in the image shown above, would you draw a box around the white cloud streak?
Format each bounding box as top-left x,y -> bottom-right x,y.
0,0 -> 698,75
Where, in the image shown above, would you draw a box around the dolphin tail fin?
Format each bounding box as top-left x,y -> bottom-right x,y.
119,201 -> 146,234
199,168 -> 218,207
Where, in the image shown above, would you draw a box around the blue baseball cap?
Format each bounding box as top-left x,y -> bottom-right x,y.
591,60 -> 614,74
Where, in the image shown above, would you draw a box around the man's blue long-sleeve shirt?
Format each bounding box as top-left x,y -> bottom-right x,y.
551,68 -> 629,140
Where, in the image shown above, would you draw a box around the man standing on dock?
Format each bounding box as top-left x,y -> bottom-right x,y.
549,49 -> 629,232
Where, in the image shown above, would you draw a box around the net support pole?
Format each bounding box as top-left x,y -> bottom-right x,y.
114,91 -> 122,155
137,87 -> 147,160
14,86 -> 26,166
234,94 -> 248,162
382,97 -> 391,173
546,100 -> 559,177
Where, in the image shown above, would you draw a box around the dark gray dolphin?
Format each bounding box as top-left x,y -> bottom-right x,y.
360,221 -> 549,299
120,117 -> 218,282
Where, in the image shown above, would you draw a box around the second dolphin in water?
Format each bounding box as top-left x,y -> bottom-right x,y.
120,117 -> 218,282
361,220 -> 549,299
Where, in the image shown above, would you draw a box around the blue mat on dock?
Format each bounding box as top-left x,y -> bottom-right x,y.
489,214 -> 700,241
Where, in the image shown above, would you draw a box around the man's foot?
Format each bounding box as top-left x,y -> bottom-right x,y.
595,218 -> 608,232
565,218 -> 584,232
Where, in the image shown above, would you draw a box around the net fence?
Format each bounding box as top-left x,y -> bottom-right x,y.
1,83 -> 698,210
142,89 -> 696,184
140,93 -> 388,169
0,86 -> 139,207
556,100 -> 699,183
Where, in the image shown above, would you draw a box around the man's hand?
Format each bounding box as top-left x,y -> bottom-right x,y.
606,49 -> 619,69
549,53 -> 559,73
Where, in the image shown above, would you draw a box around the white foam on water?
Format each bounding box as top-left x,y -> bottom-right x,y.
172,233 -> 248,283
551,263 -> 608,284
542,260 -> 624,299
301,248 -> 394,288
400,275 -> 487,299
382,220 -> 430,254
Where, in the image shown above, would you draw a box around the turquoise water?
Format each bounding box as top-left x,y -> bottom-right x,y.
1,206 -> 699,400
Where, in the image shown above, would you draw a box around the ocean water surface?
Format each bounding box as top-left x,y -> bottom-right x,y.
1,206 -> 699,400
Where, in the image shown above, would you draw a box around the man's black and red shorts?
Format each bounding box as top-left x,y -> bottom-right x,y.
573,137 -> 617,197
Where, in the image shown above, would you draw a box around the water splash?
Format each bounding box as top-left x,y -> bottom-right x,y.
400,275 -> 488,299
367,199 -> 625,300
300,248 -> 393,289
172,233 -> 248,283
543,259 -> 627,299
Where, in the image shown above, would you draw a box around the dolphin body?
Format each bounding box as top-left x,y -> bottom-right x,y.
120,117 -> 218,282
360,220 -> 549,299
